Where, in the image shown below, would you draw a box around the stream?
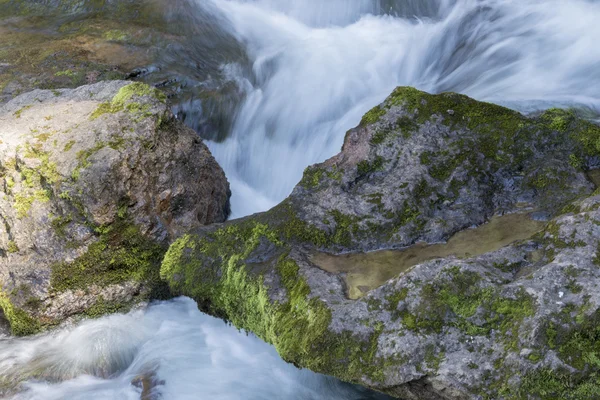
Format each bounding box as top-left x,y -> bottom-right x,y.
3,0 -> 600,398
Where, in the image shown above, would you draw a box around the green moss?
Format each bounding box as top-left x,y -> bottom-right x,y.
401,267 -> 536,345
6,240 -> 18,253
519,368 -> 600,399
329,209 -> 360,247
50,221 -> 166,293
385,288 -> 409,312
467,362 -> 479,369
361,105 -> 386,126
420,151 -> 433,166
357,156 -> 385,176
83,296 -> 130,319
371,128 -> 392,145
393,200 -> 420,227
539,108 -> 575,133
273,202 -> 330,248
0,291 -> 40,336
300,166 -> 324,189
527,351 -> 542,363
326,166 -> 344,181
71,141 -> 105,180
161,227 -> 387,383
554,309 -> 600,372
569,153 -> 583,169
90,82 -> 166,120
371,87 -> 600,194
50,214 -> 73,238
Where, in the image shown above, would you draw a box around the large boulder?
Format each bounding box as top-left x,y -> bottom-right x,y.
161,88 -> 600,399
0,80 -> 230,335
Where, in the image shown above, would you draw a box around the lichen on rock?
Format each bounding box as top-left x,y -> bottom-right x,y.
0,80 -> 230,335
160,87 -> 600,399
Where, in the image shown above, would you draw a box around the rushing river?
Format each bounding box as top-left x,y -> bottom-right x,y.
3,0 -> 600,398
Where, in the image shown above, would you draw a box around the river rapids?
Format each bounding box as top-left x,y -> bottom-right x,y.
2,0 -> 600,398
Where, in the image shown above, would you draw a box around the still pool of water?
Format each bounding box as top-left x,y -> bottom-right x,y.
312,213 -> 546,299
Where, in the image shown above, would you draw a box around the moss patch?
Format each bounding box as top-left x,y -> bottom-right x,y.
90,82 -> 166,120
50,221 -> 166,294
401,267 -> 536,345
0,291 -> 40,336
161,222 -> 386,383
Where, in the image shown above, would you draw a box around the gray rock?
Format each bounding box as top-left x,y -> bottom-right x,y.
161,87 -> 600,399
0,80 -> 230,335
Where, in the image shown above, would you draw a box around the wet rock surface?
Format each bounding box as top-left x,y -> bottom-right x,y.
0,0 -> 248,140
161,88 -> 600,399
0,80 -> 230,335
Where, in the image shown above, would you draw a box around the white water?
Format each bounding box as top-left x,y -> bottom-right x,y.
206,0 -> 600,217
2,298 -> 384,399
3,0 -> 600,398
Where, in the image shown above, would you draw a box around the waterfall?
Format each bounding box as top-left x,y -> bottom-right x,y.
204,0 -> 600,217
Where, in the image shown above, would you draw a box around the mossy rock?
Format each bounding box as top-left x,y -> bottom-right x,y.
161,87 -> 600,399
0,81 -> 230,335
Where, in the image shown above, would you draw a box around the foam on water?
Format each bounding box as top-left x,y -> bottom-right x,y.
2,298 -> 388,399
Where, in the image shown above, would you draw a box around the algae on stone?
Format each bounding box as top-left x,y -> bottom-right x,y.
0,81 -> 230,335
160,87 -> 600,399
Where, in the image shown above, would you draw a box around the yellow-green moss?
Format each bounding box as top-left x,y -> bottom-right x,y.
103,29 -> 129,42
14,189 -> 49,218
63,140 -> 76,152
23,143 -> 61,184
161,223 -> 387,383
13,105 -> 32,119
50,221 -> 166,293
54,69 -> 76,78
0,291 -> 40,336
90,82 -> 166,120
6,240 -> 19,253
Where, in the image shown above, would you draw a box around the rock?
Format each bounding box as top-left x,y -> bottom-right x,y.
0,0 -> 248,141
160,87 -> 600,399
0,80 -> 230,335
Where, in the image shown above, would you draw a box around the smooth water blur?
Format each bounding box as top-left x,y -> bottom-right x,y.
2,298 -> 390,400
201,0 -> 600,217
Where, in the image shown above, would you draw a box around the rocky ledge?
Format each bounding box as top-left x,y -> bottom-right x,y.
0,80 -> 230,335
161,88 -> 600,399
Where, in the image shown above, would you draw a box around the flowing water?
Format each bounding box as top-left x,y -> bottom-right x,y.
3,0 -> 600,398
1,298 -> 390,399
204,0 -> 600,217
